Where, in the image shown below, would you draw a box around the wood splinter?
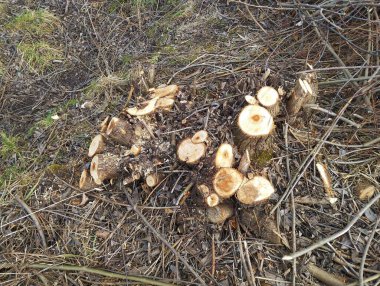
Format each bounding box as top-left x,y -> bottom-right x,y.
90,153 -> 120,185
99,116 -> 110,133
214,143 -> 234,168
177,138 -> 206,165
88,134 -> 106,157
207,202 -> 234,224
149,84 -> 179,99
213,167 -> 244,199
257,86 -> 280,117
106,117 -> 135,146
79,169 -> 97,190
236,176 -> 275,205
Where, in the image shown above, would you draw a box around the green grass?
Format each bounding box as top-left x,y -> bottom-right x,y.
6,9 -> 60,36
0,132 -> 20,159
17,41 -> 62,72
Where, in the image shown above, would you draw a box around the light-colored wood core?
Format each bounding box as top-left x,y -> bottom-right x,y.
206,194 -> 220,207
88,134 -> 106,157
206,203 -> 234,224
213,168 -> 244,198
156,98 -> 175,111
236,176 -> 275,205
257,86 -> 280,117
90,153 -> 119,185
146,173 -> 162,187
245,95 -> 258,105
79,169 -> 97,190
126,97 -> 158,116
191,130 -> 208,144
238,105 -> 274,137
106,117 -> 134,146
215,143 -> 234,168
130,145 -> 142,156
177,138 -> 206,164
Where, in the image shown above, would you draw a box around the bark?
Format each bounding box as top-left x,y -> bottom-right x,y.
206,202 -> 234,224
90,153 -> 120,184
79,169 -> 97,190
106,117 -> 135,146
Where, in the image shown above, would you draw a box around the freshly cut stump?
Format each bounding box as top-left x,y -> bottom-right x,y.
146,173 -> 162,188
197,184 -> 220,207
90,153 -> 120,185
106,117 -> 135,146
236,176 -> 275,205
257,86 -> 280,117
177,138 -> 206,165
286,71 -> 318,118
79,169 -> 97,190
213,168 -> 244,198
191,130 -> 208,144
214,143 -> 234,168
88,134 -> 106,157
207,202 -> 234,224
233,105 -> 275,167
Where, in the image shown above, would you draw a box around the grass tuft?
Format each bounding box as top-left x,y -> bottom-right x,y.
6,9 -> 60,36
17,41 -> 62,72
0,132 -> 20,159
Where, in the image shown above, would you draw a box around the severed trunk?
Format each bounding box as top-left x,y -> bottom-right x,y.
145,173 -> 163,188
106,117 -> 135,146
236,176 -> 275,205
79,169 -> 98,190
90,153 -> 120,184
286,71 -> 318,119
214,143 -> 234,168
257,86 -> 280,117
206,202 -> 234,224
197,184 -> 220,207
233,104 -> 275,168
88,134 -> 106,157
177,138 -> 207,165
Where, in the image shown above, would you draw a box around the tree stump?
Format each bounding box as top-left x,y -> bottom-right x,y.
90,153 -> 120,184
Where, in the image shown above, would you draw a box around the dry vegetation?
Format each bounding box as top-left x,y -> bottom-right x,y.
0,1 -> 379,285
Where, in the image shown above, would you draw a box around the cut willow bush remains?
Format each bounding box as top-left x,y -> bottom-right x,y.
79,71 -> 318,228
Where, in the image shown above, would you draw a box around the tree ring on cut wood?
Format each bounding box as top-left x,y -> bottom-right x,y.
238,105 -> 274,137
88,134 -> 106,157
177,138 -> 206,164
213,167 -> 244,198
236,176 -> 275,205
214,143 -> 234,168
106,117 -> 135,146
257,86 -> 280,117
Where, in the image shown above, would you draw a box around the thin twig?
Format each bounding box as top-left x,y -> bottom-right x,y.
14,195 -> 47,249
122,184 -> 207,286
283,192 -> 380,260
0,263 -> 176,286
359,216 -> 380,286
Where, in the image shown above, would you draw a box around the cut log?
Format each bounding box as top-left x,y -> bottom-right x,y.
286,71 -> 318,118
149,84 -> 179,99
130,144 -> 142,156
106,117 -> 135,146
79,169 -> 97,190
197,184 -> 220,207
191,130 -> 208,144
146,173 -> 162,187
177,138 -> 206,164
88,134 -> 106,157
206,193 -> 220,207
90,153 -> 120,185
155,97 -> 175,111
214,143 -> 234,168
236,176 -> 275,205
233,105 -> 275,167
257,86 -> 280,117
207,202 -> 234,224
100,116 -> 110,133
245,95 -> 258,105
213,167 -> 244,198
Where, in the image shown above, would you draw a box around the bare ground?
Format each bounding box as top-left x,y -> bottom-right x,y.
0,1 -> 379,285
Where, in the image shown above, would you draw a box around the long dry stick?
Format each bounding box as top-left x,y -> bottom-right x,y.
283,192 -> 380,260
0,263 -> 175,286
14,195 -> 47,249
359,216 -> 380,286
122,184 -> 207,286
